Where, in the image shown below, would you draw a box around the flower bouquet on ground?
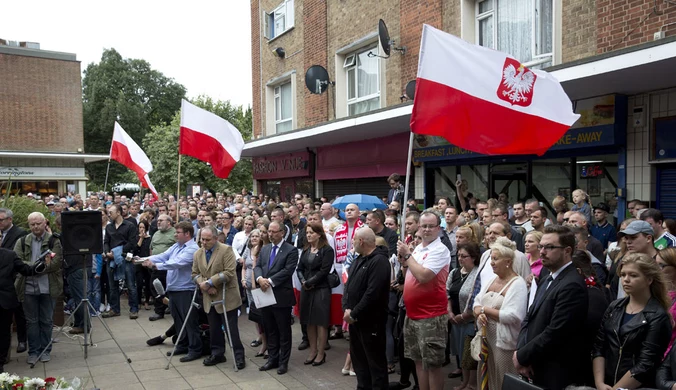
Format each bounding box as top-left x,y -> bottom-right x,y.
0,373 -> 86,390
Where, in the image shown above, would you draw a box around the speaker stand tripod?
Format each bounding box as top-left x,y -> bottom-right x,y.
32,255 -> 132,368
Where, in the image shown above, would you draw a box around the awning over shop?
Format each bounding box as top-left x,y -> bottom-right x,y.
0,151 -> 110,163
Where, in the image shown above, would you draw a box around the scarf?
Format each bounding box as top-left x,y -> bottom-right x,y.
335,219 -> 364,263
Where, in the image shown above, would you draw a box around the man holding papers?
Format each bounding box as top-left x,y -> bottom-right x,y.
254,221 -> 299,375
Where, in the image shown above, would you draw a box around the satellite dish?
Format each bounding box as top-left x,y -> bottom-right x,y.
305,65 -> 333,95
378,19 -> 392,57
405,80 -> 416,100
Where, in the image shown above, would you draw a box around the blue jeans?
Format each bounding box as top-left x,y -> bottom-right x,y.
88,271 -> 101,315
107,261 -> 138,314
66,268 -> 90,328
23,294 -> 56,356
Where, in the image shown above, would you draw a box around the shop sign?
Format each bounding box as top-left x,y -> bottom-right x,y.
253,151 -> 311,180
579,164 -> 605,179
0,166 -> 85,178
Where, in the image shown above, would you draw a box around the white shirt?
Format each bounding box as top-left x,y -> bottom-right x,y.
232,231 -> 249,258
411,237 -> 450,275
322,217 -> 338,230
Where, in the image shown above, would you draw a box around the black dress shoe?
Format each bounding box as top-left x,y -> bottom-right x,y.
203,355 -> 226,366
298,340 -> 309,350
388,381 -> 412,390
236,360 -> 246,369
303,355 -> 317,365
149,314 -> 164,321
167,349 -> 188,356
259,361 -> 279,371
255,351 -> 267,358
312,354 -> 326,366
146,336 -> 165,346
179,354 -> 201,363
277,363 -> 288,375
16,342 -> 27,353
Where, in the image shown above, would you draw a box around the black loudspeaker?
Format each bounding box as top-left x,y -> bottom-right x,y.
61,211 -> 103,255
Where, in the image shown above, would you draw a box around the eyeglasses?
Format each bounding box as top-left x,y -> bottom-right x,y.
537,245 -> 566,251
420,224 -> 438,230
458,254 -> 472,259
563,218 -> 570,222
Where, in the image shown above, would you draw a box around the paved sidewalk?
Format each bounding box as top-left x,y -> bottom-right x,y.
4,306 -> 462,389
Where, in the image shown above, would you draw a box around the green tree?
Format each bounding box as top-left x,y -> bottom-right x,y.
143,96 -> 252,195
82,48 -> 186,188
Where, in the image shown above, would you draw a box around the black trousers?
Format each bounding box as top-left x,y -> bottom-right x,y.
0,307 -> 13,364
262,306 -> 292,365
167,290 -> 202,356
13,304 -> 26,343
152,269 -> 168,315
207,307 -> 244,360
350,320 -> 388,390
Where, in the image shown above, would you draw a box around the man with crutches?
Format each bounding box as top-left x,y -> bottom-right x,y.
192,226 -> 245,369
142,221 -> 202,363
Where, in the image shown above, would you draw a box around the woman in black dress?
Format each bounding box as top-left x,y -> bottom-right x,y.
134,220 -> 152,310
296,222 -> 334,366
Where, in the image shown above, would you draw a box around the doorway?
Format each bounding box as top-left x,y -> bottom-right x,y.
489,163 -> 529,204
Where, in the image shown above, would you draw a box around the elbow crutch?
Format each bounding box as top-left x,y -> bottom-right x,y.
165,282 -> 201,370
210,272 -> 238,372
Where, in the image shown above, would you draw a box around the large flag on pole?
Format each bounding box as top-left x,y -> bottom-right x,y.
410,25 -> 580,156
110,122 -> 158,198
179,99 -> 245,179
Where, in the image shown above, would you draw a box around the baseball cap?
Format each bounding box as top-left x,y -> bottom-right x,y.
27,192 -> 34,198
46,201 -> 55,206
593,202 -> 610,213
618,220 -> 654,237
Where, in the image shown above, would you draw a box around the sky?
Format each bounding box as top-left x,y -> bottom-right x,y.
2,0 -> 253,107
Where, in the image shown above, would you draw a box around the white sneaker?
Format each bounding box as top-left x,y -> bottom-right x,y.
349,371 -> 356,376
106,304 -> 111,312
26,355 -> 38,365
99,304 -> 105,312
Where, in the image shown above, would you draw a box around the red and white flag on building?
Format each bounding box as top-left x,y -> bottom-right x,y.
110,122 -> 158,198
179,99 -> 245,178
410,25 -> 580,156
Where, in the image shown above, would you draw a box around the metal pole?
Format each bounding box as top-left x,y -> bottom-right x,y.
103,158 -> 111,194
401,132 -> 414,241
176,154 -> 182,224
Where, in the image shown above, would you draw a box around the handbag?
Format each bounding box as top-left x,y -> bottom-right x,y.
327,262 -> 340,288
501,374 -> 544,390
248,278 -> 263,324
470,326 -> 485,361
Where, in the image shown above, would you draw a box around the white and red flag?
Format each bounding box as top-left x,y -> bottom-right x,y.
410,25 -> 580,156
179,99 -> 245,178
110,122 -> 158,198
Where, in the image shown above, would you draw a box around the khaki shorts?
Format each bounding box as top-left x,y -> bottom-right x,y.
403,314 -> 449,369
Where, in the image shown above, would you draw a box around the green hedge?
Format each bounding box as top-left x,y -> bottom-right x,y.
0,196 -> 57,232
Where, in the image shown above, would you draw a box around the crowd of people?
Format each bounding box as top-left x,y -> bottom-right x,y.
2,178 -> 676,390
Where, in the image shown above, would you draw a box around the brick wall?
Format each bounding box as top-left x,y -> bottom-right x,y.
251,0 -> 262,138
442,0 -> 461,38
400,0 -> 443,86
303,0 -> 328,126
597,0 -> 676,54
562,0 -> 597,62
0,53 -> 83,152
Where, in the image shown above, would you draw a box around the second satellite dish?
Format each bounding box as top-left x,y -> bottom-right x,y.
377,19 -> 406,57
305,65 -> 334,95
405,80 -> 416,100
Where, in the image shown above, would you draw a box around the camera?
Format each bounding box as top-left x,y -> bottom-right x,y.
32,250 -> 54,274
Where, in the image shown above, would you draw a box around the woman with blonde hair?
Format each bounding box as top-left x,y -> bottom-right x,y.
472,237 -> 528,390
592,252 -> 672,389
523,231 -> 544,282
467,222 -> 485,252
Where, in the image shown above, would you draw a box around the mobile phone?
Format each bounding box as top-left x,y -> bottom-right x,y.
456,174 -> 462,182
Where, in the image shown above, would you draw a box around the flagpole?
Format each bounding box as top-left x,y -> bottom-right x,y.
401,132 -> 414,241
103,158 -> 112,194
176,153 -> 182,224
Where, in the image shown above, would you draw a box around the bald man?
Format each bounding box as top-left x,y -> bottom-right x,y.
320,203 -> 338,230
342,228 -> 391,389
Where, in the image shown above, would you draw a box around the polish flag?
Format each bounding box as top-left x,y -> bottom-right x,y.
179,99 -> 245,178
411,25 -> 580,156
110,122 -> 158,198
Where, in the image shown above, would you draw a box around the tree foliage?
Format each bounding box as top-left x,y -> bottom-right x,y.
82,48 -> 186,188
143,96 -> 252,195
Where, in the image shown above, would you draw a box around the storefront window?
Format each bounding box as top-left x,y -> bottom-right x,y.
577,154 -> 619,213
295,179 -> 314,198
264,181 -> 281,200
532,158 -> 572,206
0,181 -> 58,196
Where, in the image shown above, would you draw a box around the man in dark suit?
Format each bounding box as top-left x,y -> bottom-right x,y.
254,221 -> 299,375
0,208 -> 29,355
0,248 -> 38,373
514,224 -> 589,390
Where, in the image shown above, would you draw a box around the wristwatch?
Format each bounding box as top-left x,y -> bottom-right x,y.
480,306 -> 485,315
404,254 -> 412,260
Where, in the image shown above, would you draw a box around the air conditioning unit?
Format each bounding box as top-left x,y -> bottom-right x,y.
20,41 -> 40,49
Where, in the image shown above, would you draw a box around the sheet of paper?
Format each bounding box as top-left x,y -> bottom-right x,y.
528,279 -> 537,309
251,287 -> 277,308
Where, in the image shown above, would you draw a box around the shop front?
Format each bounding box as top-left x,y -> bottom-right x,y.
415,95 -> 627,219
253,151 -> 314,201
316,133 -> 410,200
0,164 -> 91,197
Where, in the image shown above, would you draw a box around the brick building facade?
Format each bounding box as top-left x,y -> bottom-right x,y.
246,0 -> 676,219
0,43 -> 107,196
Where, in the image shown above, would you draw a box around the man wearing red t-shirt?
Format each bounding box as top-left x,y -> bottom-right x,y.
397,210 -> 451,390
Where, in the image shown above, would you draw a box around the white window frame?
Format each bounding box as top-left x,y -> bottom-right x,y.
475,0 -> 554,68
274,81 -> 293,133
265,0 -> 294,40
344,45 -> 381,116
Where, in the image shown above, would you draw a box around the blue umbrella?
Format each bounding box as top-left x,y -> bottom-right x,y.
331,194 -> 388,211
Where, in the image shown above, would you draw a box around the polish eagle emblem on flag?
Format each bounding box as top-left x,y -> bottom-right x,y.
497,58 -> 537,107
